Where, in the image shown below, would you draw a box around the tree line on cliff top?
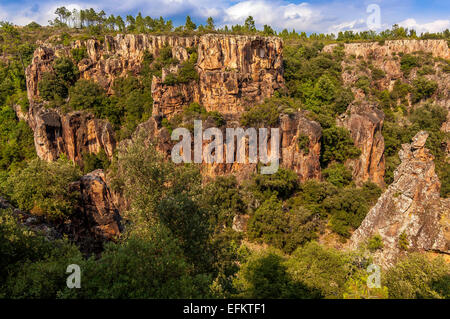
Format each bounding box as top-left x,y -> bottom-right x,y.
2,6 -> 449,43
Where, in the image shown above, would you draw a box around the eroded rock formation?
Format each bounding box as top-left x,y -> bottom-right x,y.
324,39 -> 450,108
122,111 -> 322,182
67,169 -> 122,253
26,34 -> 284,117
337,102 -> 385,187
350,131 -> 450,268
27,104 -> 115,166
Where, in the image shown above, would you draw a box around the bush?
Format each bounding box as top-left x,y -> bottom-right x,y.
2,158 -> 81,220
411,77 -> 438,102
285,242 -> 358,298
203,176 -> 246,228
68,79 -> 109,115
321,126 -> 361,167
71,47 -> 88,63
322,163 -> 353,187
240,98 -> 280,128
324,183 -> 381,237
400,54 -> 420,76
367,234 -> 384,251
385,253 -> 449,299
233,249 -> 317,298
53,57 -> 79,85
82,149 -> 110,174
38,72 -> 69,100
0,105 -> 35,171
63,224 -> 212,299
248,168 -> 299,200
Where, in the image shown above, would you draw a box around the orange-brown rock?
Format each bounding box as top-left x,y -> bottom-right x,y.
280,112 -> 322,181
26,34 -> 284,118
67,169 -> 122,253
323,39 -> 450,60
122,110 -> 321,182
324,40 -> 450,107
337,102 -> 385,187
350,131 -> 450,268
27,104 -> 115,166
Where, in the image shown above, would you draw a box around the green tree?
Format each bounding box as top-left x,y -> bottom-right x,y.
2,158 -> 81,220
185,16 -> 197,31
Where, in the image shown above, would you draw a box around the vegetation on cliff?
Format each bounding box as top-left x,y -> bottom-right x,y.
0,11 -> 449,300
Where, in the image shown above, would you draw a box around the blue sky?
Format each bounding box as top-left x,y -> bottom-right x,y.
0,0 -> 449,34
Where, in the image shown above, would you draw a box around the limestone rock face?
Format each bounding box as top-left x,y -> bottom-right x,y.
1,169 -> 121,254
195,34 -> 284,115
323,39 -> 450,60
350,131 -> 450,268
67,169 -> 122,253
24,34 -> 284,165
280,113 -> 322,181
324,39 -> 450,108
337,103 -> 385,187
27,104 -> 115,166
122,111 -> 322,182
26,34 -> 284,118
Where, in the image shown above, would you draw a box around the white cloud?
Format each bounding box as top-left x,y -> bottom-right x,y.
397,18 -> 450,34
223,0 -> 322,31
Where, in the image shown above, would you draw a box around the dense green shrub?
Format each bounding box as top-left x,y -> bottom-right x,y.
385,253 -> 449,299
285,242 -> 362,299
71,47 -> 88,63
203,176 -> 246,228
63,224 -> 212,298
400,54 -> 420,76
321,126 -> 361,167
38,72 -> 69,100
411,77 -> 438,102
1,158 -> 81,220
0,105 -> 35,171
233,249 -> 318,298
68,79 -> 109,115
324,183 -> 381,237
367,234 -> 384,251
82,149 -> 110,174
322,163 -> 353,187
240,98 -> 281,128
247,168 -> 299,200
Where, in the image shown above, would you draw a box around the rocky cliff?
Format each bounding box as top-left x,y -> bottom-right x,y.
1,170 -> 121,254
24,33 -> 284,165
350,131 -> 450,268
337,102 -> 385,186
324,39 -> 450,108
27,105 -> 115,165
27,34 -> 284,116
126,110 -> 322,182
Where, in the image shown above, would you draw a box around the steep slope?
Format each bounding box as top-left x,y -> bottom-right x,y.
351,131 -> 450,268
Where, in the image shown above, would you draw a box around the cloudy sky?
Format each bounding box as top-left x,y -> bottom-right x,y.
0,0 -> 449,34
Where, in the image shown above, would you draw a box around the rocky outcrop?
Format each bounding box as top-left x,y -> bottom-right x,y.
27,104 -> 115,166
26,34 -> 284,117
280,112 -> 322,181
323,39 -> 449,60
350,131 -> 450,268
337,103 -> 385,187
2,169 -> 121,254
67,169 -> 122,253
123,110 -> 322,182
324,40 -> 450,107
24,33 -> 284,165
